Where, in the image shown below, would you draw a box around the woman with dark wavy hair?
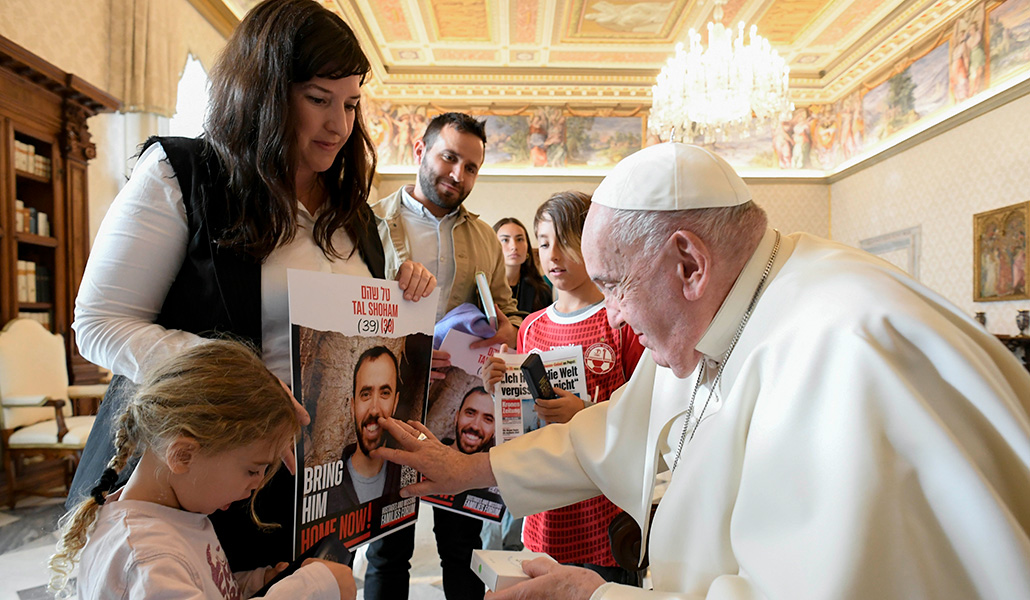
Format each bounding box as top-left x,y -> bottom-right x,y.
70,0 -> 434,571
494,217 -> 552,315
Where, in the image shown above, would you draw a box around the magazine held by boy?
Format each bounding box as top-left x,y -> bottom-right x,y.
288,270 -> 439,556
492,346 -> 588,443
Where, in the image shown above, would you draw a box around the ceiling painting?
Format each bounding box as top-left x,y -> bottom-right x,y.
755,0 -> 836,45
511,0 -> 542,44
369,0 -> 416,43
214,0 -> 992,107
425,0 -> 493,42
812,0 -> 898,47
565,0 -> 687,39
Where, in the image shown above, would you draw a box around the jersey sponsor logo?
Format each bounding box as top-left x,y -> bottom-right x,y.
584,342 -> 615,374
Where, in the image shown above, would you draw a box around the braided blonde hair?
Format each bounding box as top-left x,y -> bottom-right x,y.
48,340 -> 299,597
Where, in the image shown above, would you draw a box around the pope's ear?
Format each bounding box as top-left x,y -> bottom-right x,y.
671,230 -> 710,301
165,436 -> 200,475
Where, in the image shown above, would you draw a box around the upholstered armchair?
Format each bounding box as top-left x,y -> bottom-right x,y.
0,319 -> 103,507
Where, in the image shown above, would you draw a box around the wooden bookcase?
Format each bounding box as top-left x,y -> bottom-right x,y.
0,35 -> 119,384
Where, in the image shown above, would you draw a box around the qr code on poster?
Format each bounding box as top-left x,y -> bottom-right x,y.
401,465 -> 417,487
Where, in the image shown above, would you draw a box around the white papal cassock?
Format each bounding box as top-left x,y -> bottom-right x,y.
491,227 -> 1030,599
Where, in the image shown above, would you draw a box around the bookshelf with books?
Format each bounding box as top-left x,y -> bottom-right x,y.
0,35 -> 119,384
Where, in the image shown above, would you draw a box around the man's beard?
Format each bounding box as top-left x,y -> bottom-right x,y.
454,422 -> 492,454
418,160 -> 467,212
355,414 -> 386,457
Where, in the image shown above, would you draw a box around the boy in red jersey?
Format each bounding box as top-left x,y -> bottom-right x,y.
483,191 -> 644,585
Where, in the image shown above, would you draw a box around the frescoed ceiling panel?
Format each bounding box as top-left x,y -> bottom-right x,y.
755,0 -> 835,45
424,0 -> 493,42
216,0 -> 988,106
564,0 -> 689,40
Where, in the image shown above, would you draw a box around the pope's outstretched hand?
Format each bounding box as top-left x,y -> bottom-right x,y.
371,417 -> 496,497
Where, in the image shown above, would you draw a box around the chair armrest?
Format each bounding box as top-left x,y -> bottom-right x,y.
1,394 -> 50,407
68,384 -> 109,399
68,384 -> 108,416
42,398 -> 70,442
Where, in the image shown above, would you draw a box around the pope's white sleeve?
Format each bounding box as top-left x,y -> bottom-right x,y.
490,403 -> 609,518
72,143 -> 206,383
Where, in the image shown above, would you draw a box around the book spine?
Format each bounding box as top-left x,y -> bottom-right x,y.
17,261 -> 28,302
27,261 -> 37,302
38,212 -> 49,237
15,200 -> 24,232
37,265 -> 50,303
14,141 -> 26,171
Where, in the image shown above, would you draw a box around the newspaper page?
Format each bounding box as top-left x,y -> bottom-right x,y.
492,347 -> 588,444
289,270 -> 438,556
420,329 -> 505,522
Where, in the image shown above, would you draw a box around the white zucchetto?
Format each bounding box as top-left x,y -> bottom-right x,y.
592,143 -> 752,211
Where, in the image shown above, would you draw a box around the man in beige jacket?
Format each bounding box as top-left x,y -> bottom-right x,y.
365,112 -> 521,600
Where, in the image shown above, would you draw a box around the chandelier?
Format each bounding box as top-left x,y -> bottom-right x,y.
649,0 -> 793,143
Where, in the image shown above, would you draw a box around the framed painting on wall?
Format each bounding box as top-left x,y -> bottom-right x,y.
973,201 -> 1028,301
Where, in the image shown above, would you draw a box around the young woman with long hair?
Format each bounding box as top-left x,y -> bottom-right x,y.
70,0 -> 434,570
493,217 -> 552,315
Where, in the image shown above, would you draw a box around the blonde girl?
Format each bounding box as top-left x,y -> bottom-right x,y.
49,340 -> 354,600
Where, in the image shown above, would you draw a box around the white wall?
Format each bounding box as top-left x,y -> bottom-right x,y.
831,91 -> 1030,334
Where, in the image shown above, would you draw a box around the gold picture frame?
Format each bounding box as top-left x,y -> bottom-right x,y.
973,201 -> 1029,302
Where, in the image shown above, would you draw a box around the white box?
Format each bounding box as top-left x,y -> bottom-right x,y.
470,549 -> 555,592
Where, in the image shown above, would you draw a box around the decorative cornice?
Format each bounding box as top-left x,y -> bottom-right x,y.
0,34 -> 120,114
186,0 -> 239,38
61,102 -> 96,162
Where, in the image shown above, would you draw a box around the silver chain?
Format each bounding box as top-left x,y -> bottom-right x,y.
672,230 -> 781,473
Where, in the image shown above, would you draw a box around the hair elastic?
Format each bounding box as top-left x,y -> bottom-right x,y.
90,467 -> 119,506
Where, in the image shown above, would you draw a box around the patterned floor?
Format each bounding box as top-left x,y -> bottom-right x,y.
0,496 -> 446,600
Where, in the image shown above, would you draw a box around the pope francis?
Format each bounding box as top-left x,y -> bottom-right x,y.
375,143 -> 1030,600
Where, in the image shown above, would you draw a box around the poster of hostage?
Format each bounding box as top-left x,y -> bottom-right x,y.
288,269 -> 438,556
421,329 -> 505,522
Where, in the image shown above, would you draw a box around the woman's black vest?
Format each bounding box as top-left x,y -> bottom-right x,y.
147,136 -> 386,348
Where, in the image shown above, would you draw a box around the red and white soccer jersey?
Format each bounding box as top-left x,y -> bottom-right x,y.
517,301 -> 644,567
